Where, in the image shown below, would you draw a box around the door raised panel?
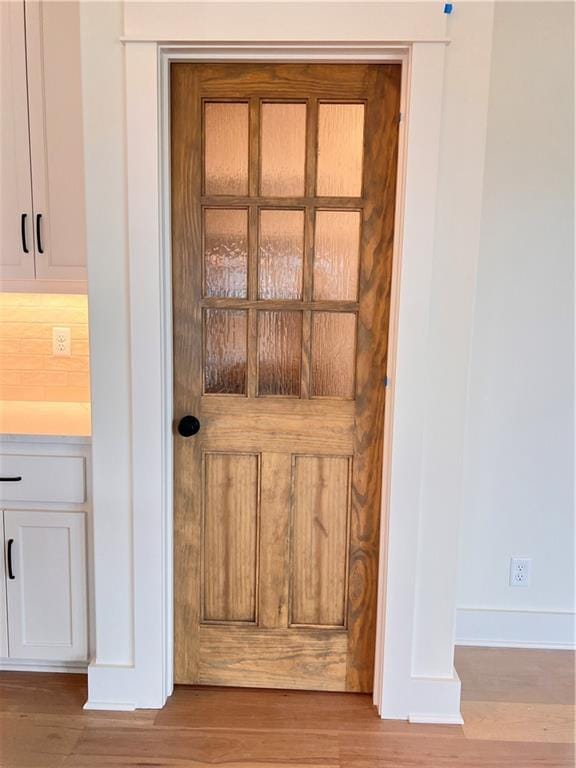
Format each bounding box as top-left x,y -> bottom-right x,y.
201,398 -> 354,454
291,456 -> 351,627
202,453 -> 260,623
198,626 -> 347,690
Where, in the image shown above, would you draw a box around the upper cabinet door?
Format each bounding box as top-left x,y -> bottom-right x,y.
25,0 -> 87,283
0,1 -> 35,281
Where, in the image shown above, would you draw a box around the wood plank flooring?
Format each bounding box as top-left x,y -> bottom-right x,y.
0,647 -> 573,767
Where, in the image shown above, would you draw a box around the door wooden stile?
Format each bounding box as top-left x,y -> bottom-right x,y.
172,64 -> 401,693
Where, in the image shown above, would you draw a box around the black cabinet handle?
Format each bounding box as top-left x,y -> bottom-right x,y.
7,539 -> 14,580
36,213 -> 44,254
0,477 -> 22,482
21,213 -> 29,253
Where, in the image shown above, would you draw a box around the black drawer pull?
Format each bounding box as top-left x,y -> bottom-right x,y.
36,213 -> 44,254
0,476 -> 22,482
7,539 -> 15,580
21,213 -> 29,253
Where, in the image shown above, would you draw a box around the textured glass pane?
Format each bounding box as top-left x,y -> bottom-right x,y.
205,309 -> 247,394
313,210 -> 361,300
258,210 -> 304,299
204,103 -> 249,195
260,103 -> 306,196
311,312 -> 356,398
317,104 -> 364,197
204,209 -> 248,298
258,311 -> 302,396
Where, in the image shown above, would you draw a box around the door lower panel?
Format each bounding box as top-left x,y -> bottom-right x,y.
198,626 -> 347,691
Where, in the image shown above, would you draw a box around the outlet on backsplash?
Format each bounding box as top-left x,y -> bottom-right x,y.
0,293 -> 90,402
52,327 -> 71,357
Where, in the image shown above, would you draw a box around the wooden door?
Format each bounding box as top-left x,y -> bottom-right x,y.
0,1 -> 35,282
172,63 -> 400,693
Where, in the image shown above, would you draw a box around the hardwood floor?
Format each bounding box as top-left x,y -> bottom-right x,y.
0,648 -> 573,767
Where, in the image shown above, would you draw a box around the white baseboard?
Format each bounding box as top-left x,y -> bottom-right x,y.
406,669 -> 463,725
86,662 -> 140,711
456,608 -> 576,650
0,659 -> 88,674
409,712 -> 464,725
83,700 -> 136,711
382,668 -> 463,724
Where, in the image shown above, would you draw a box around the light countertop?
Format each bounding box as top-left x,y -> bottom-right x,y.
0,401 -> 91,440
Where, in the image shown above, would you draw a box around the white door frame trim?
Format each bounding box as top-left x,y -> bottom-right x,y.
88,38 -> 462,722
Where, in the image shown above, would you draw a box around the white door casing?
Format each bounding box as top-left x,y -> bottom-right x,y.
85,36 -> 463,722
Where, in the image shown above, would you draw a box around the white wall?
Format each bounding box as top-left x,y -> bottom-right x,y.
456,2 -> 575,650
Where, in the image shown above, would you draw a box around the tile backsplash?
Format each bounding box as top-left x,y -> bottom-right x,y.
0,293 -> 90,402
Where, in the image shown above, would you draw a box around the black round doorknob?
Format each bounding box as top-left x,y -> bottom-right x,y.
177,415 -> 200,437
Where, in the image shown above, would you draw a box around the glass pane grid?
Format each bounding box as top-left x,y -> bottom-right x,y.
316,102 -> 365,198
260,102 -> 307,197
257,310 -> 302,397
311,311 -> 357,399
204,308 -> 248,395
204,102 -> 249,196
203,208 -> 249,298
313,209 -> 361,302
258,209 -> 305,300
201,96 -> 364,401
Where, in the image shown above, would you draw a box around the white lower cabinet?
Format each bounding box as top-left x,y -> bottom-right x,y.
2,509 -> 87,662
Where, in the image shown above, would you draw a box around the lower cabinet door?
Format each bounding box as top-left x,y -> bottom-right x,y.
4,510 -> 87,661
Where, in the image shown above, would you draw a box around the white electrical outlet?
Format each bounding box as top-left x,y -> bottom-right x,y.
510,557 -> 531,587
52,326 -> 71,357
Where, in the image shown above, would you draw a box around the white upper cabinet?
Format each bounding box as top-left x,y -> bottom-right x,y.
0,0 -> 87,292
0,2 -> 35,281
26,1 -> 87,284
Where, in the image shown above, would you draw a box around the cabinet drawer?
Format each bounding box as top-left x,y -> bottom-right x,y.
0,454 -> 85,504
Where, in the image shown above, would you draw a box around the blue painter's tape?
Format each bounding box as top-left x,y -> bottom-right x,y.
444,3 -> 453,13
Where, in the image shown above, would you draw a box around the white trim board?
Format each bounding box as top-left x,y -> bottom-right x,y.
123,3 -> 450,43
0,659 -> 88,674
455,608 -> 576,650
84,700 -> 136,712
